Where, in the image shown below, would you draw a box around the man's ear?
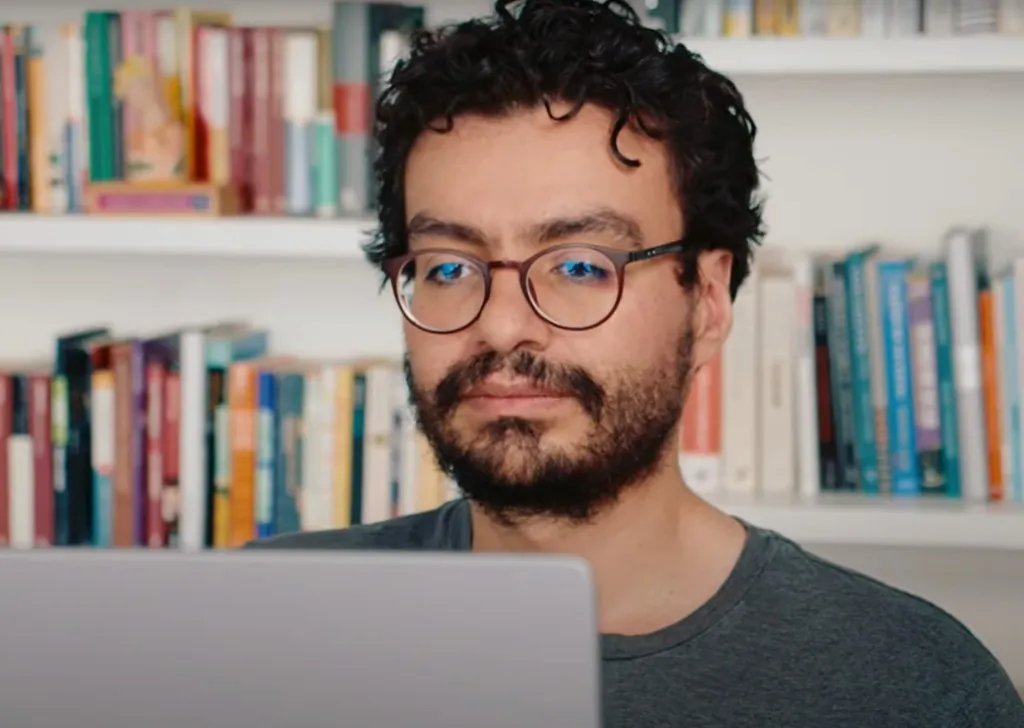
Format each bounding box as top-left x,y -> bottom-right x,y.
690,250 -> 733,370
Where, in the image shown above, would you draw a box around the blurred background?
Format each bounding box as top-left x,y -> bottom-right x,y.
0,0 -> 1021,691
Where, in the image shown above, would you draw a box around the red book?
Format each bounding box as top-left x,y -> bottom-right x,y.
29,372 -> 53,547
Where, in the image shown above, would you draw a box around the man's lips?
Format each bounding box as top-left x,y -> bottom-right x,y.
464,382 -> 568,399
460,381 -> 572,415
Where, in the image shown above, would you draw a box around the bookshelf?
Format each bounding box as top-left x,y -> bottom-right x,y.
0,215 -> 373,260
0,6 -> 1019,558
708,494 -> 1024,550
681,35 -> 1024,75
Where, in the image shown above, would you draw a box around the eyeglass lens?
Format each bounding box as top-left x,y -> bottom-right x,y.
396,247 -> 622,332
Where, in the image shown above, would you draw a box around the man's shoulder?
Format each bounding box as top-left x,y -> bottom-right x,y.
765,531 -> 983,651
244,499 -> 469,551
760,529 -> 1022,713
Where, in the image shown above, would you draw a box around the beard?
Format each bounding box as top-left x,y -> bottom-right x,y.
405,325 -> 695,527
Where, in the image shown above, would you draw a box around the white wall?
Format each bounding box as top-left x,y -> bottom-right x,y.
2,0 -> 1022,683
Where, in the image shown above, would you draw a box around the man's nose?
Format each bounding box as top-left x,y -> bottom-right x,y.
471,266 -> 552,354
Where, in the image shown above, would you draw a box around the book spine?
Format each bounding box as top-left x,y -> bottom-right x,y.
250,28 -> 271,214
0,373 -> 11,546
29,372 -> 53,546
680,353 -> 723,495
27,372 -> 52,548
826,262 -> 858,490
268,28 -> 286,214
228,362 -> 257,547
2,27 -> 18,208
999,272 -> 1022,502
8,374 -> 34,549
112,344 -> 134,546
90,368 -> 114,547
227,27 -> 251,212
314,26 -> 337,218
350,371 -> 366,525
26,27 -> 47,213
145,361 -> 165,546
813,287 -> 840,491
202,26 -> 230,185
332,1 -> 370,214
879,260 -> 920,496
977,261 -> 1004,501
929,261 -> 961,498
255,369 -> 276,539
944,228 -> 988,501
14,25 -> 30,210
63,23 -> 86,212
721,267 -> 759,496
284,30 -> 317,216
906,269 -> 946,495
273,372 -> 302,535
844,253 -> 880,494
161,368 -> 181,546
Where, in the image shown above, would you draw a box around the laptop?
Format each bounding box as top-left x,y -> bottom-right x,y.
0,548 -> 602,728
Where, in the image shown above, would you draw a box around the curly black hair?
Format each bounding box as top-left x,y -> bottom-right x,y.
364,0 -> 765,300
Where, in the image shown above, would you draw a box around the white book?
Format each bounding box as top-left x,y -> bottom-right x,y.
999,0 -> 1024,32
176,329 -> 207,551
791,255 -> 820,500
301,367 -> 325,530
283,30 -> 318,215
681,0 -> 725,36
320,367 -> 339,529
8,435 -> 34,550
721,267 -> 758,496
943,227 -> 990,502
362,365 -> 397,524
1013,259 -> 1024,502
757,254 -> 797,497
395,376 -> 419,517
994,273 -> 1014,501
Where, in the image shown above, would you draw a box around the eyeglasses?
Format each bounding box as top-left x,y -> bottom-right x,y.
382,238 -> 687,334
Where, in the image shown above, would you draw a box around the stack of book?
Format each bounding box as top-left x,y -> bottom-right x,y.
0,2 -> 422,218
671,0 -> 1024,37
0,323 -> 454,551
680,225 -> 1024,508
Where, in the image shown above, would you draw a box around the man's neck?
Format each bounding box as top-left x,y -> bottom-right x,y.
468,465 -> 747,636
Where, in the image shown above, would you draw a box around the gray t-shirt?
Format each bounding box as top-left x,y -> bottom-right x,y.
247,498 -> 1024,728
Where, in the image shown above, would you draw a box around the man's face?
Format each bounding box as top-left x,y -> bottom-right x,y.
400,102 -> 728,525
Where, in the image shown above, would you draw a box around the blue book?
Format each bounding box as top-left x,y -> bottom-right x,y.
929,261 -> 961,498
878,259 -> 920,496
256,370 -> 278,539
843,247 -> 881,494
1001,271 -> 1023,502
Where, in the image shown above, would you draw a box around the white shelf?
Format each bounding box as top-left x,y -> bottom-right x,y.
708,494 -> 1024,550
0,214 -> 374,260
680,36 -> 1024,75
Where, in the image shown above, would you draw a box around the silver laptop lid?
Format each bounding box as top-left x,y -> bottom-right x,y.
0,549 -> 601,728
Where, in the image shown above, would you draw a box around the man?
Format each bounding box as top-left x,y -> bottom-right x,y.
248,0 -> 1024,725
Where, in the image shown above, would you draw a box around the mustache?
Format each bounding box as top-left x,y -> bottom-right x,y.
428,350 -> 605,419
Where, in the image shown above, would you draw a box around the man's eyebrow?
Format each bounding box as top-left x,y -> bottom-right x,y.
406,213 -> 490,247
405,208 -> 646,250
527,208 -> 645,249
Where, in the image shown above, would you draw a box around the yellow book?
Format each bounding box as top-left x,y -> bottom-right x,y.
26,29 -> 48,212
332,364 -> 356,528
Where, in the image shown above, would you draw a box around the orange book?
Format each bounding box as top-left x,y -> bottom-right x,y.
978,289 -> 1004,501
26,31 -> 48,212
225,359 -> 258,547
679,354 -> 723,494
